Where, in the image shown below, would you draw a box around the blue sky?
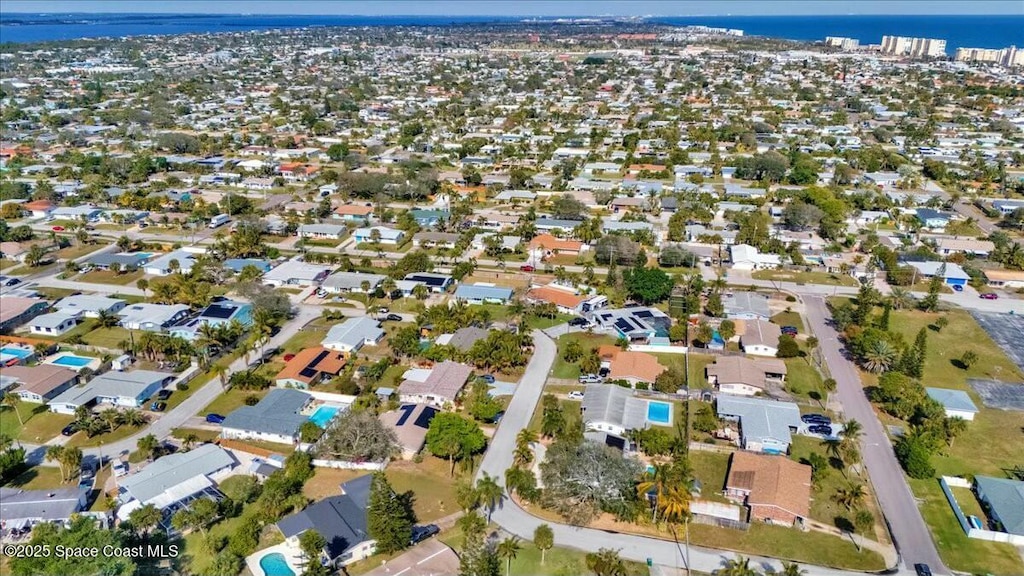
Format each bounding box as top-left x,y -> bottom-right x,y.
3,1 -> 1022,16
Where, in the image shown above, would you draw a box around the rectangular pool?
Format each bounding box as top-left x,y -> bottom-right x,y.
308,405 -> 341,428
647,401 -> 673,425
0,346 -> 33,359
51,355 -> 94,368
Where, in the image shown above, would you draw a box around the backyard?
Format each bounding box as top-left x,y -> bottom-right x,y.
0,403 -> 74,443
77,268 -> 146,285
752,269 -> 859,287
550,332 -> 616,380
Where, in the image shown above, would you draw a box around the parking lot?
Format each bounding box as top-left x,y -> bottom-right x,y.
968,378 -> 1024,411
970,311 -> 1024,374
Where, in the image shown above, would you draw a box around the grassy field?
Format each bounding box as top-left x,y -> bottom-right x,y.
752,269 -> 859,287
55,242 -> 107,261
170,428 -> 220,443
5,466 -> 71,490
31,287 -> 79,300
202,387 -> 271,416
525,313 -> 576,330
866,309 -> 1024,574
81,326 -> 133,349
0,403 -> 74,443
689,450 -> 731,503
550,332 -> 616,379
789,436 -> 885,536
280,319 -> 332,354
78,269 -> 146,285
784,358 -> 826,403
653,352 -> 715,390
66,420 -> 148,448
771,310 -> 805,333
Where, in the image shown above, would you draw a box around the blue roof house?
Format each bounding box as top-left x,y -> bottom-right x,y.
453,284 -> 514,305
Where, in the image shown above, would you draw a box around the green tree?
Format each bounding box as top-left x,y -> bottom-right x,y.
10,517 -> 135,575
624,265 -> 674,304
776,335 -> 800,358
497,536 -> 521,576
136,434 -> 159,460
367,472 -> 416,554
585,548 -> 627,576
476,472 -> 503,522
894,433 -> 936,479
298,529 -> 327,571
533,524 -> 554,565
960,350 -> 978,369
425,412 -> 487,475
563,339 -> 584,363
128,503 -> 162,535
2,392 -> 24,427
718,319 -> 736,342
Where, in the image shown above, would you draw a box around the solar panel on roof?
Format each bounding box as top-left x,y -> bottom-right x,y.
395,404 -> 416,427
635,310 -> 653,318
308,350 -> 331,369
299,367 -> 319,379
615,318 -> 634,332
413,406 -> 438,429
202,304 -> 235,319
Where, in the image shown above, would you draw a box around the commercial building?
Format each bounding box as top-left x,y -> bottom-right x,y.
881,35 -> 946,58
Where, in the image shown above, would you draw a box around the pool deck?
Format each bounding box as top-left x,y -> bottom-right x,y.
646,400 -> 674,426
44,353 -> 102,372
246,542 -> 305,576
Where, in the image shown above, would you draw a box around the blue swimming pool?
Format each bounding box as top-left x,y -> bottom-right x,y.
259,553 -> 295,576
0,346 -> 33,359
308,405 -> 340,428
647,401 -> 672,425
51,355 -> 93,368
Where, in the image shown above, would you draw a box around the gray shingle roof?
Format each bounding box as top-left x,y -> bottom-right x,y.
975,476 -> 1024,536
277,474 -> 372,560
221,388 -> 310,437
322,317 -> 384,349
119,444 -> 235,505
716,395 -> 801,446
0,487 -> 86,523
581,384 -> 648,432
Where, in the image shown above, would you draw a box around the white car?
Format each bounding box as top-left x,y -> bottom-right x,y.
567,391 -> 585,400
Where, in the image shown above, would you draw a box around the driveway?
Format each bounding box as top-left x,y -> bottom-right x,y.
361,539 -> 459,576
803,296 -> 946,573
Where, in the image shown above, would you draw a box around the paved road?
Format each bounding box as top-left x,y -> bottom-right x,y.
803,295 -> 946,574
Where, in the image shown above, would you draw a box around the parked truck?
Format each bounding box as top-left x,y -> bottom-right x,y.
209,214 -> 230,228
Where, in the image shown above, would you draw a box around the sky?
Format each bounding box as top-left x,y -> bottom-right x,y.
2,0 -> 1022,16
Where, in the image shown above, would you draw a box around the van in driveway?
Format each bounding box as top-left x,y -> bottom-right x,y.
112,459 -> 128,477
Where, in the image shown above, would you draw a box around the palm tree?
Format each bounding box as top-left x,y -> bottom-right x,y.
2,393 -> 24,427
780,561 -> 807,576
96,309 -> 120,328
888,287 -> 914,310
821,378 -> 837,409
213,364 -> 229,389
720,556 -> 759,576
658,485 -> 692,524
100,408 -> 121,434
586,548 -> 627,576
137,434 -> 159,460
805,336 -> 819,366
46,446 -> 67,482
122,408 -> 147,427
840,419 -> 863,446
862,339 -> 897,373
497,537 -> 521,576
476,472 -> 503,522
513,429 -> 536,468
182,433 -> 200,450
822,437 -> 844,468
834,483 -> 866,511
637,463 -> 670,522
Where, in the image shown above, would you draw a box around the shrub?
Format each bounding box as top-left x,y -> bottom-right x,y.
244,394 -> 260,406
894,435 -> 935,479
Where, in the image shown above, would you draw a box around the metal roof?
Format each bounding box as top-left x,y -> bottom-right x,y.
49,370 -> 173,407
119,444 -> 235,506
925,388 -> 979,413
454,284 -> 513,301
221,388 -> 310,437
0,487 -> 86,524
716,395 -> 801,446
975,476 -> 1024,536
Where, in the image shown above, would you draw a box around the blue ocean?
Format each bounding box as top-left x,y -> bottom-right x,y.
0,13 -> 1021,52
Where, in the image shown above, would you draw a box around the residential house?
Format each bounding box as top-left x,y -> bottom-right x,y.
404,273 -> 452,293
915,208 -> 955,229
974,476 -> 1024,537
115,444 -> 236,524
276,475 -> 375,567
741,320 -> 782,357
21,199 -> 56,219
379,404 -> 439,460
0,487 -> 88,530
435,327 -> 489,352
0,242 -> 32,263
526,285 -> 607,315
143,249 -> 199,276
322,317 -> 385,354
353,226 -> 404,245
591,307 -> 671,343
298,223 -> 347,240
224,258 -> 273,275
276,347 -> 347,389
730,244 -> 782,270
169,299 -> 253,341
263,260 -> 332,287
0,297 -> 50,332
925,388 -> 979,421
723,292 -> 772,320
906,261 -> 970,288
725,451 -> 811,526
49,370 -> 175,414
321,271 -> 386,294
86,252 -> 151,271
983,269 -> 1024,289
408,210 -> 448,227
397,361 -> 472,407
535,218 -> 586,233
220,388 -> 311,444
333,204 -> 374,222
412,232 -> 461,249
118,303 -> 190,331
0,364 -> 78,403
707,356 -> 787,397
596,346 -> 666,386
29,311 -> 80,336
934,237 -> 995,257
453,284 -> 514,305
580,383 -> 650,437
716,395 -> 802,454
529,234 -> 587,256
53,294 -> 126,318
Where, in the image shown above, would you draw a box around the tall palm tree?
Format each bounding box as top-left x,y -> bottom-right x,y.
182,433 -> 200,451
888,287 -> 914,310
720,556 -> 759,576
658,485 -> 692,524
100,408 -> 121,434
840,419 -> 863,453
476,472 -> 503,522
862,339 -> 897,373
780,561 -> 807,576
46,446 -> 67,482
121,408 -> 147,427
497,536 -> 521,576
2,393 -> 24,427
636,463 -> 671,523
822,437 -> 844,468
513,429 -> 536,468
834,483 -> 866,511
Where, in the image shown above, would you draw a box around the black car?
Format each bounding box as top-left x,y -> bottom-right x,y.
157,389 -> 173,400
913,564 -> 932,576
808,424 -> 833,436
385,313 -> 403,321
61,423 -> 78,437
568,317 -> 588,327
801,414 -> 831,425
151,401 -> 167,412
410,524 -> 440,545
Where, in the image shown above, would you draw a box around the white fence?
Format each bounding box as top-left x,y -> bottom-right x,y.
629,344 -> 689,355
939,476 -> 1024,546
311,458 -> 387,471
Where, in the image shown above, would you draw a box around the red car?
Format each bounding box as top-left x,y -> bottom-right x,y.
980,293 -> 999,300
520,265 -> 535,272
51,226 -> 65,232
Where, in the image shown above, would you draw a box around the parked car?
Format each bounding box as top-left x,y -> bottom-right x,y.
157,389 -> 173,400
377,307 -> 390,315
781,325 -> 798,336
913,564 -> 932,576
51,225 -> 65,232
205,413 -> 225,424
808,424 -> 833,436
410,524 -> 440,545
480,374 -> 495,384
952,284 -> 963,292
567,391 -> 585,400
980,293 -> 999,300
579,374 -> 602,384
112,459 -> 128,478
1,277 -> 21,287
801,414 -> 831,425
598,367 -> 610,377
385,313 -> 403,321
151,401 -> 167,412
568,317 -> 589,327
520,265 -> 535,272
61,423 -> 78,437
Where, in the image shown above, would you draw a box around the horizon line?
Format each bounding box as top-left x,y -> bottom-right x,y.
3,11 -> 1023,17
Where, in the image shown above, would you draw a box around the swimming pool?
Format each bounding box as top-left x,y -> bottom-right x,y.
259,553 -> 295,576
308,405 -> 341,428
0,346 -> 33,359
51,354 -> 94,368
647,401 -> 673,425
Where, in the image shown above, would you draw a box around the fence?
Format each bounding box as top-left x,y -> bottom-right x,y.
219,438 -> 279,458
311,458 -> 387,471
692,513 -> 749,531
939,476 -> 1024,546
688,441 -> 737,454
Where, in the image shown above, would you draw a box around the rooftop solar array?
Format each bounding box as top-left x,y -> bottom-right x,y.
201,304 -> 236,319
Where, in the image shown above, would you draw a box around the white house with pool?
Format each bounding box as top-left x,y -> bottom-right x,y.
220,389 -> 347,445
580,383 -> 673,437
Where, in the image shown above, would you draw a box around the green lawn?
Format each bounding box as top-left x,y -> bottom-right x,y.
203,387 -> 270,416
551,332 -> 616,380
5,466 -> 72,490
653,352 -> 715,390
507,541 -> 648,576
54,242 -> 108,261
66,421 -> 148,448
78,269 -> 146,285
789,436 -> 878,532
30,318 -> 101,344
752,269 -> 859,287
0,403 -> 74,443
784,358 -> 825,403
771,310 -> 805,333
280,319 -> 332,354
31,287 -> 79,300
81,326 -> 133,349
690,450 -> 730,503
688,521 -> 885,570
170,428 -> 220,444
864,309 -> 1024,574
525,313 -> 575,331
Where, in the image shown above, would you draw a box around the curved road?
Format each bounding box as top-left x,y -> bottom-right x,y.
477,330 -> 912,576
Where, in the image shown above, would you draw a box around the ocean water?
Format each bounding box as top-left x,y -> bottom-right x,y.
0,13 -> 1021,52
